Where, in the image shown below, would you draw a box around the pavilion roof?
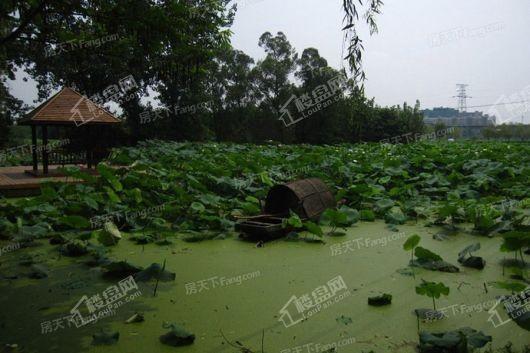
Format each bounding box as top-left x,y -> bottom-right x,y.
19,87 -> 121,125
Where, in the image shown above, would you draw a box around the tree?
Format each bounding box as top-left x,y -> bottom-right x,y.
253,32 -> 298,115
293,48 -> 352,144
0,77 -> 26,147
252,32 -> 298,141
0,2 -> 422,146
295,48 -> 330,86
153,1 -> 233,141
1,0 -> 234,141
208,47 -> 257,141
341,0 -> 383,83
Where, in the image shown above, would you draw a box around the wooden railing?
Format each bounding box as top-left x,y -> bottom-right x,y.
37,148 -> 111,168
46,149 -> 87,166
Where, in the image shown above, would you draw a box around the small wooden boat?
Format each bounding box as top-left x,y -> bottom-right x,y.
235,178 -> 335,240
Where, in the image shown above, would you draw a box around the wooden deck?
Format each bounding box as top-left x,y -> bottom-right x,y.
0,165 -> 97,197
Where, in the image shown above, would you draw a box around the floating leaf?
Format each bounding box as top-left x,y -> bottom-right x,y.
415,246 -> 443,262
492,281 -> 527,293
102,261 -> 143,279
160,323 -> 195,347
368,293 -> 392,306
59,215 -> 90,229
92,331 -> 120,346
336,315 -> 353,325
419,327 -> 491,352
458,243 -> 481,260
135,262 -> 176,282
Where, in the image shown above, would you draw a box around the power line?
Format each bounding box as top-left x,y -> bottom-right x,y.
466,100 -> 530,109
425,99 -> 530,110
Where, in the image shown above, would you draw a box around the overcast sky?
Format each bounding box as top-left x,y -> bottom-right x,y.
233,0 -> 530,123
8,0 -> 530,123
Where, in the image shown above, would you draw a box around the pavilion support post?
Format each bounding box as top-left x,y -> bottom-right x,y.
86,126 -> 92,169
31,125 -> 38,172
42,125 -> 49,175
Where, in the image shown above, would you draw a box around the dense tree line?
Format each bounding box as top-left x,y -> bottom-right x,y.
1,0 -> 424,148
482,124 -> 530,141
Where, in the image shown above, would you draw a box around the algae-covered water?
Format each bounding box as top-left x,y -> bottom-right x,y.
0,221 -> 528,353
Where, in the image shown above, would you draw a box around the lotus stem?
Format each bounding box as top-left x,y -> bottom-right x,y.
153,259 -> 167,297
410,249 -> 415,279
153,279 -> 159,297
520,249 -> 527,279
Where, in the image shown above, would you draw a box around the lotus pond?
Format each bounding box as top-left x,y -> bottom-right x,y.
0,141 -> 529,353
